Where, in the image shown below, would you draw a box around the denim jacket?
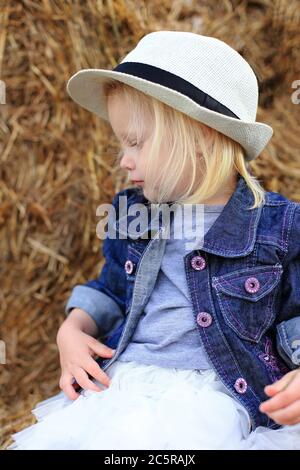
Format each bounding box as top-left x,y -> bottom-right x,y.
65,174 -> 300,431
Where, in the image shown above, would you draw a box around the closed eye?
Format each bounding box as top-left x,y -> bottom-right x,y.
126,140 -> 142,148
116,141 -> 142,161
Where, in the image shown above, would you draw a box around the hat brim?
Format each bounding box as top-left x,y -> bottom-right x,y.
66,68 -> 273,162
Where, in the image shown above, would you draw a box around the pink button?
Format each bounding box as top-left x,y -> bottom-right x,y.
234,377 -> 248,394
244,277 -> 260,294
125,260 -> 134,275
191,255 -> 206,271
197,312 -> 212,327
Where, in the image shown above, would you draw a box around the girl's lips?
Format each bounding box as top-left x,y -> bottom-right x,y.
132,180 -> 144,185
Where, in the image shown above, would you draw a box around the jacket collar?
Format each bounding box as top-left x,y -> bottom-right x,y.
114,174 -> 263,258
200,175 -> 263,257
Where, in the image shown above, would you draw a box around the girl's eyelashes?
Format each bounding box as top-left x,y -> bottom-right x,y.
115,140 -> 143,161
128,140 -> 142,148
123,140 -> 143,149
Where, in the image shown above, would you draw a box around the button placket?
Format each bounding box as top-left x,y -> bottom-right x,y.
190,254 -> 213,329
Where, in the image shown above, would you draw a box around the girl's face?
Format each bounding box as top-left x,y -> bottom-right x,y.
107,93 -> 174,201
107,93 -> 151,188
107,92 -> 237,205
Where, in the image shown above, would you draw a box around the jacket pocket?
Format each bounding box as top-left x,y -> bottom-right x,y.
212,263 -> 283,343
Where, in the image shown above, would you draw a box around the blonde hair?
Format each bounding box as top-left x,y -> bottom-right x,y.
103,80 -> 266,210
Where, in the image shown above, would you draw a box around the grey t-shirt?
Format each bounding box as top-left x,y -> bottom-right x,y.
118,203 -> 225,369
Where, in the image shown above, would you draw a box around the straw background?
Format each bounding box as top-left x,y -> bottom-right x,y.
1,0 -> 300,449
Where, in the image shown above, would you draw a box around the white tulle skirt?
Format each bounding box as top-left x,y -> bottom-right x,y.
8,360 -> 300,450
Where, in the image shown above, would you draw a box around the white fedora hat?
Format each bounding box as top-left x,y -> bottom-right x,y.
66,30 -> 273,162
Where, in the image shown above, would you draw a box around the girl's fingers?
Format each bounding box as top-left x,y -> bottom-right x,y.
265,369 -> 299,394
267,399 -> 300,426
73,367 -> 105,393
59,372 -> 80,400
83,357 -> 111,388
87,336 -> 116,359
260,370 -> 300,413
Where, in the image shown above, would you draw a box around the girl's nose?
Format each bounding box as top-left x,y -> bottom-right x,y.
120,153 -> 135,170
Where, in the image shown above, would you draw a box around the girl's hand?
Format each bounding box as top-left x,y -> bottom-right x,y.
56,310 -> 116,400
259,369 -> 300,425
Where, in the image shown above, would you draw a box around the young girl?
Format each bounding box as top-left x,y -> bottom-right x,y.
8,31 -> 300,450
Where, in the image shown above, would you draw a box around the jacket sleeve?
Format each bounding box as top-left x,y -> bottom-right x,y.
276,203 -> 300,369
64,190 -> 127,338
